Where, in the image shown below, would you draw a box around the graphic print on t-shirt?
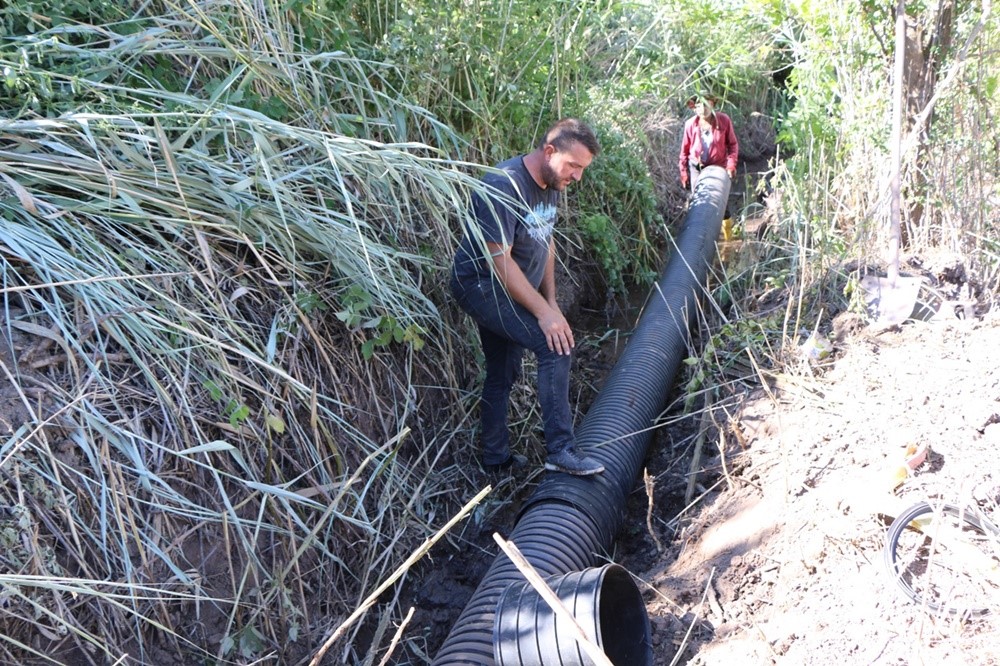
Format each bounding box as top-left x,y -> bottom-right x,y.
524,202 -> 557,243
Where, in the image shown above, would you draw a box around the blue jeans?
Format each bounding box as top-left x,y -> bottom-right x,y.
450,275 -> 575,465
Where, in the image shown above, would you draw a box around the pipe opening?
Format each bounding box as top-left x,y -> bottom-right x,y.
493,564 -> 652,666
599,565 -> 651,665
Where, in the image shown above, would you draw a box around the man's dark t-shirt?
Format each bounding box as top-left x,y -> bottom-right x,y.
452,156 -> 558,290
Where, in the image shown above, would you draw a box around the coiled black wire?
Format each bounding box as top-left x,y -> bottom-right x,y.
883,501 -> 1000,617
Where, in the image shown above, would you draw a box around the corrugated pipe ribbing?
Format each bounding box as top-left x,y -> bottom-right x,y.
433,166 -> 732,665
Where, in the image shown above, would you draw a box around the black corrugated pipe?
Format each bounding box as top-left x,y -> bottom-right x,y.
433,166 -> 731,665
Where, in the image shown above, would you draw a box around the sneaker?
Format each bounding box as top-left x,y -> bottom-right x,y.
484,453 -> 529,474
544,448 -> 604,476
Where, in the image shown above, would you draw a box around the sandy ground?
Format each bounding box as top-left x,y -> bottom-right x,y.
635,307 -> 1000,665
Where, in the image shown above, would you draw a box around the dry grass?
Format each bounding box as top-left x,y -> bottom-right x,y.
0,7 -> 495,663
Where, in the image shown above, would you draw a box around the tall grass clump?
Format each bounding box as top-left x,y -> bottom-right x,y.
0,3 -> 495,663
684,0 -> 999,419
776,0 -> 998,295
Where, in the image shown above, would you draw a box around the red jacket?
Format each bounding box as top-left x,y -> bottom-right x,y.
678,111 -> 739,180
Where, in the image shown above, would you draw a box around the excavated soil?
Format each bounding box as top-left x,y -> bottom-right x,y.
632,305 -> 1000,665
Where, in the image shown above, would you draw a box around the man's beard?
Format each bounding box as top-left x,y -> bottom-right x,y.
540,161 -> 565,190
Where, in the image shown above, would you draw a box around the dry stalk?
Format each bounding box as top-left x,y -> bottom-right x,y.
713,408 -> 734,492
375,606 -> 415,666
745,348 -> 791,497
669,475 -> 729,531
643,467 -> 665,553
685,408 -> 714,506
668,566 -> 716,666
29,352 -> 128,370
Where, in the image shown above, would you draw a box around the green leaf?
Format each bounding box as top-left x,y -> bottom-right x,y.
265,413 -> 286,434
229,404 -> 250,429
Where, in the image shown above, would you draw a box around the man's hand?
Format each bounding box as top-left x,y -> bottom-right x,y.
727,168 -> 736,179
680,176 -> 689,190
538,307 -> 575,355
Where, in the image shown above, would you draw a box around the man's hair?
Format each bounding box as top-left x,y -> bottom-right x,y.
539,118 -> 601,157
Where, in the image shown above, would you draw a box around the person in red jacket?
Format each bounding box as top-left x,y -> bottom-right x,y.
678,93 -> 739,239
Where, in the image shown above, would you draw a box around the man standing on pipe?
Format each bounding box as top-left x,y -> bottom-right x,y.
450,118 -> 605,477
679,92 -> 739,240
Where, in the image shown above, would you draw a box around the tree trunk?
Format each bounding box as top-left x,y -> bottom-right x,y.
901,0 -> 955,240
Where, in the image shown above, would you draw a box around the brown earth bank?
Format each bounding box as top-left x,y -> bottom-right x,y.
634,308 -> 1000,666
399,250 -> 1000,666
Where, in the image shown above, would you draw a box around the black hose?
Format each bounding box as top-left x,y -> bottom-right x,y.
883,501 -> 1000,617
433,166 -> 732,665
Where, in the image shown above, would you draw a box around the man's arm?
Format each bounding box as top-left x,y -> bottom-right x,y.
538,239 -> 558,306
488,241 -> 574,355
